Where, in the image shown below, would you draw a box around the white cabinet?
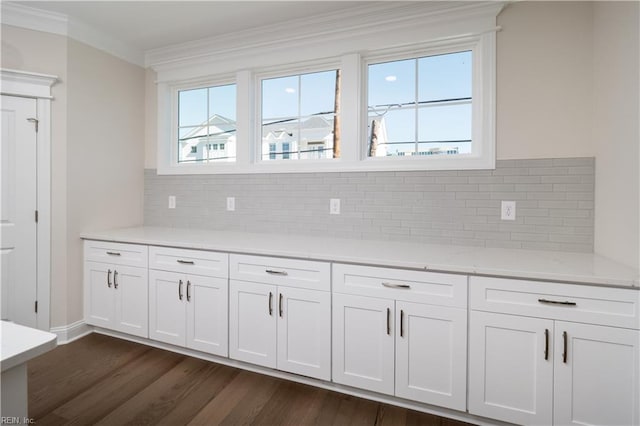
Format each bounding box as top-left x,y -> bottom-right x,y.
84,242 -> 148,338
332,264 -> 467,411
469,276 -> 640,426
229,255 -> 331,381
148,247 -> 228,357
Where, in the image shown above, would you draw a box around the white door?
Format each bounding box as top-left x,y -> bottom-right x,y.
277,287 -> 331,380
332,293 -> 394,395
114,265 -> 148,338
1,96 -> 37,327
395,301 -> 467,410
186,275 -> 228,356
149,269 -> 184,344
84,261 -> 115,329
229,280 -> 277,368
554,321 -> 639,426
468,311 -> 554,426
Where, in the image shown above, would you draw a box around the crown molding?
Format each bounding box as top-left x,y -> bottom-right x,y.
147,1 -> 506,80
1,2 -> 145,67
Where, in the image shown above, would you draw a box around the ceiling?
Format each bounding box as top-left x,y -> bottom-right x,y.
18,1 -> 367,52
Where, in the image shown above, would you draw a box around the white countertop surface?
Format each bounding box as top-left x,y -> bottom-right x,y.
1,322 -> 57,372
81,226 -> 640,288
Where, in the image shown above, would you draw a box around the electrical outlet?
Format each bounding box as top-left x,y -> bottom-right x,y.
168,195 -> 176,209
501,201 -> 516,221
226,197 -> 235,211
330,198 -> 341,215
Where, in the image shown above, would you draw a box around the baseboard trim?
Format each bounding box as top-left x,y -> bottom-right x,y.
50,320 -> 93,344
90,327 -> 504,426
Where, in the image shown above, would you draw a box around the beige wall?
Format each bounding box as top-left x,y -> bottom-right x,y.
1,25 -> 145,327
1,25 -> 70,327
66,39 -> 145,324
593,2 -> 640,269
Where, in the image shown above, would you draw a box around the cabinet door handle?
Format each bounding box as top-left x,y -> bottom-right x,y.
544,329 -> 549,361
538,298 -> 577,306
562,331 -> 568,363
279,293 -> 283,317
386,308 -> 391,335
107,269 -> 112,288
106,251 -> 121,256
186,280 -> 191,302
268,292 -> 273,315
266,269 -> 288,276
178,279 -> 183,301
400,309 -> 405,338
177,259 -> 195,265
113,270 -> 118,289
382,282 -> 411,289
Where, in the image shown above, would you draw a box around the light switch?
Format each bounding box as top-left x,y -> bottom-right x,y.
330,198 -> 340,215
168,195 -> 176,209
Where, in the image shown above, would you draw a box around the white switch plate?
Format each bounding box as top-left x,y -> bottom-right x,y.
226,197 -> 235,211
501,200 -> 516,220
330,198 -> 341,215
168,195 -> 176,209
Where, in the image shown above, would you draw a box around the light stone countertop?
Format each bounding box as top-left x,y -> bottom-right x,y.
81,226 -> 640,288
1,322 -> 57,372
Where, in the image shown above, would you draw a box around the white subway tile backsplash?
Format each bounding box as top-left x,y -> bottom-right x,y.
144,157 -> 595,253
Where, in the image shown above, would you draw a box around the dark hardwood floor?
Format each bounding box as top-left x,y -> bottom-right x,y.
28,333 -> 473,425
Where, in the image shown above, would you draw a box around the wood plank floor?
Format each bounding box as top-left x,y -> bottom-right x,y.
28,333 -> 473,425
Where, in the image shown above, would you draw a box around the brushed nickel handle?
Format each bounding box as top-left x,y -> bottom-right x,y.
562,331 -> 568,363
538,298 -> 577,306
279,293 -> 283,317
107,269 -> 112,288
386,308 -> 391,335
106,251 -> 121,256
186,281 -> 191,302
177,260 -> 195,265
266,269 -> 288,276
178,279 -> 183,301
113,270 -> 118,289
268,292 -> 273,315
382,282 -> 411,289
544,329 -> 549,361
400,309 -> 405,338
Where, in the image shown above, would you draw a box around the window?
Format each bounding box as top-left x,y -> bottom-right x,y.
260,69 -> 339,161
367,51 -> 472,158
177,83 -> 236,164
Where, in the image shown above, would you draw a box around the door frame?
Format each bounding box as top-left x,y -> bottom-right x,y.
1,68 -> 56,331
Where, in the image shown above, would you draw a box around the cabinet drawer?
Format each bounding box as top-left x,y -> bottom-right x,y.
230,254 -> 330,291
149,246 -> 228,278
470,276 -> 640,329
84,240 -> 148,268
333,264 -> 467,308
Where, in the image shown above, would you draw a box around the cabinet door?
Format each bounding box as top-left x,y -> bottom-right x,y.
229,280 -> 277,368
554,321 -> 639,426
113,265 -> 148,338
332,293 -> 394,395
469,311 -> 553,425
84,261 -> 115,329
277,287 -> 330,380
395,301 -> 467,410
149,270 -> 185,345
186,275 -> 228,357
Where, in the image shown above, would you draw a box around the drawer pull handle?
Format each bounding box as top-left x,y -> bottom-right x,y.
400,309 -> 405,338
266,269 -> 288,276
268,292 -> 273,315
382,282 -> 411,289
177,260 -> 195,265
386,308 -> 391,335
562,331 -> 568,363
107,269 -> 112,288
538,298 -> 577,306
279,293 -> 283,317
178,280 -> 183,301
544,329 -> 549,361
186,281 -> 191,302
113,270 -> 118,289
106,251 -> 121,256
